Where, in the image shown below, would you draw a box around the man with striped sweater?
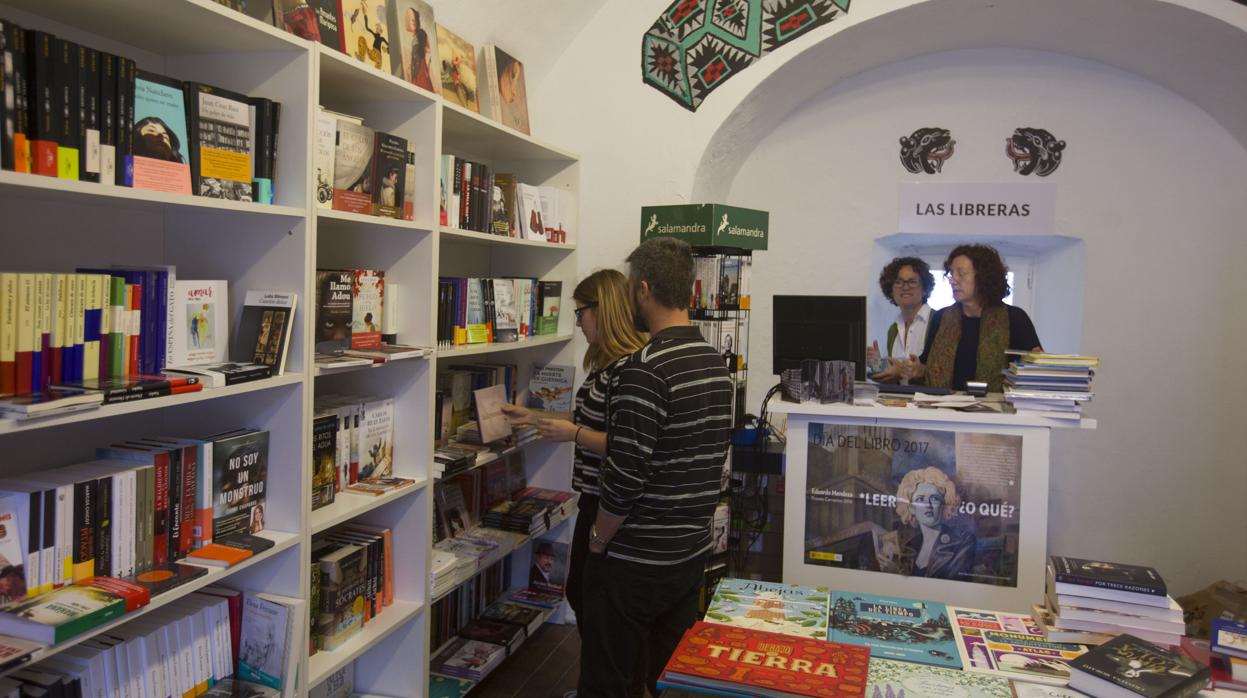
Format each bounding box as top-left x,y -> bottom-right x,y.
578,237 -> 734,698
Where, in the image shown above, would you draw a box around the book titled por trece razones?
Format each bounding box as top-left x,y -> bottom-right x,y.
1070,634 -> 1210,698
1050,556 -> 1167,597
659,620 -> 871,698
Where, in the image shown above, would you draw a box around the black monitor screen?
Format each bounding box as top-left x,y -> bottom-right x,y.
772,295 -> 866,380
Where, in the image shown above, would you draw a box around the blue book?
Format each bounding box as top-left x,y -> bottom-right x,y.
1211,617 -> 1247,660
829,592 -> 962,669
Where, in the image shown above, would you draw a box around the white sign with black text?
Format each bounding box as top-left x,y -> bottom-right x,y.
897,182 -> 1056,235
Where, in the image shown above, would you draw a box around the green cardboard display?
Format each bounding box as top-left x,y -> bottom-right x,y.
639,204 -> 769,250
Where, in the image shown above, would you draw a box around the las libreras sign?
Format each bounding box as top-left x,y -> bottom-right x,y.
897,182 -> 1056,235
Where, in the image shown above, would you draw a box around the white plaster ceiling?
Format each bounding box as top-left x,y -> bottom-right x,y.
426,0 -> 610,88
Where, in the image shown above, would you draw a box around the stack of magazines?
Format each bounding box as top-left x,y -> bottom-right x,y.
1004,352 -> 1098,420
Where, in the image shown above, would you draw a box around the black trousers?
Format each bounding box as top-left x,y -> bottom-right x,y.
566,493 -> 598,621
577,550 -> 708,698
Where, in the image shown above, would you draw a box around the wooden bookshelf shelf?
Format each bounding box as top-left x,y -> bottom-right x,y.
0,530 -> 300,681
0,374 -> 305,435
441,102 -> 579,162
308,600 -> 425,687
435,334 -> 574,360
317,46 -> 439,109
0,171 -> 306,220
439,227 -> 578,251
311,480 -> 428,534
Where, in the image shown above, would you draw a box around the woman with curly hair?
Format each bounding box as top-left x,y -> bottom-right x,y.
867,256 -> 935,383
900,244 -> 1041,391
894,467 -> 976,580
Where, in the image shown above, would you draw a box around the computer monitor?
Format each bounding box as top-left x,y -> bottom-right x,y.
772,295 -> 867,380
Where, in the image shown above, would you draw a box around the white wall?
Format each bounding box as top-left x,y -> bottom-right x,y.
505,2 -> 1247,594
724,47 -> 1247,595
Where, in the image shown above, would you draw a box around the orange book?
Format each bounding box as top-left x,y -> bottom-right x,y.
81,576 -> 152,613
185,542 -> 252,567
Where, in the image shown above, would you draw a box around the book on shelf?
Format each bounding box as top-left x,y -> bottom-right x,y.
239,592 -> 303,698
183,81 -> 254,201
340,0 -> 391,72
480,600 -> 549,638
0,583 -> 126,643
314,108 -> 337,209
658,621 -> 871,698
948,606 -> 1087,685
491,173 -> 518,237
343,477 -> 416,497
357,397 -> 394,480
0,388 -> 103,419
479,44 -> 530,135
52,374 -> 203,404
207,429 -> 269,543
430,637 -> 505,682
0,636 -> 42,675
350,270 -> 385,350
436,24 -> 478,112
525,534 -> 568,598
131,70 -> 192,194
459,617 -> 525,656
516,183 -> 544,241
314,353 -> 372,371
163,361 -> 272,388
387,0 -> 441,93
204,680 -> 280,698
316,270 -> 355,354
332,120 -> 375,214
312,665 -> 354,698
535,281 -> 562,336
314,542 -> 367,651
275,0 -> 342,49
233,291 -> 297,375
341,343 -> 430,363
311,410 -> 338,511
429,675 -> 474,698
169,280 -> 229,368
1070,634 -> 1209,698
120,561 -> 208,596
370,131 -> 406,218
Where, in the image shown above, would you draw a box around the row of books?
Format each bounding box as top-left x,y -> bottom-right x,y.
235,1 -> 533,135
692,317 -> 749,375
1004,352 -> 1098,419
675,576 -> 1213,698
311,394 -> 395,510
314,270 -> 388,354
0,429 -> 268,609
0,584 -> 300,698
435,277 -> 561,348
310,522 -> 394,655
440,156 -> 574,244
430,589 -> 557,684
312,344 -> 430,373
692,254 -> 752,311
436,363 -> 518,441
316,109 -> 415,220
0,21 -> 280,202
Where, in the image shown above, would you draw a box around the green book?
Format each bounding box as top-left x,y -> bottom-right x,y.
108,276 -> 126,378
0,584 -> 125,643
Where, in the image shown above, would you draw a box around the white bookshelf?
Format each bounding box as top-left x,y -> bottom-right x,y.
0,1 -> 581,695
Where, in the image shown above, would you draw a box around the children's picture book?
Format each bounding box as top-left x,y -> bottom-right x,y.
436,24 -> 478,112
170,280 -> 228,367
949,607 -> 1088,685
526,364 -> 574,412
866,658 -> 1011,698
340,0 -> 391,72
315,271 -> 354,353
704,578 -> 829,640
351,270 -> 384,350
388,0 -> 441,94
132,71 -> 192,194
233,291 -> 297,375
829,593 -> 961,669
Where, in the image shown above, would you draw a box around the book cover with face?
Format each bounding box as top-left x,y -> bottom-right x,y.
437,24 -> 478,112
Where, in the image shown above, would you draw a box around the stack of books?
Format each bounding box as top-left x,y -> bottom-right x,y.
433,444 -> 479,479
429,637 -> 505,683
430,550 -> 459,600
481,488 -> 578,537
1004,352 -> 1098,419
1041,556 -> 1185,647
309,523 -> 395,655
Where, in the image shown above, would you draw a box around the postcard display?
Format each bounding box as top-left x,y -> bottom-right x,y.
770,401 -> 1094,612
0,1 -> 580,696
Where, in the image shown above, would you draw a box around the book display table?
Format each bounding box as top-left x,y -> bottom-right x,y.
770,400 -> 1095,613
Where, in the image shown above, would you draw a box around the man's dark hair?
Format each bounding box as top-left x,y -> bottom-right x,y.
878,256 -> 936,305
626,237 -> 694,310
945,243 -> 1011,305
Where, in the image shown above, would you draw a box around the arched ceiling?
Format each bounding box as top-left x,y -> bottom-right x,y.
691,0 -> 1247,200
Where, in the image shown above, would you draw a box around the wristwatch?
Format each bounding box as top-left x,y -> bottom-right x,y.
589,525 -> 608,547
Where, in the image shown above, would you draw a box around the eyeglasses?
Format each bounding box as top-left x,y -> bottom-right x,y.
893,278 -> 920,289
574,303 -> 597,322
944,269 -> 974,282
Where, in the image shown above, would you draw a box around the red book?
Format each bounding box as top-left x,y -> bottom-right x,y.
659,621 -> 871,698
97,443 -> 171,567
127,284 -> 140,377
81,576 -> 151,613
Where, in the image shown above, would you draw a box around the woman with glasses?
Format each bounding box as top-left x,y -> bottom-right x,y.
501,269 -> 646,625
900,244 -> 1042,391
867,257 -> 935,383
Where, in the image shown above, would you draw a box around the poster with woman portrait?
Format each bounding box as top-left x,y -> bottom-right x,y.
804,424 -> 1022,587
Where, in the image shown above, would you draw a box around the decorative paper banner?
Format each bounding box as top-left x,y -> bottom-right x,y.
642,0 -> 852,112
897,182 -> 1057,236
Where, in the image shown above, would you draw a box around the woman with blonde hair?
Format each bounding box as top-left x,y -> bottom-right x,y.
502,269 -> 646,621
893,466 -> 976,580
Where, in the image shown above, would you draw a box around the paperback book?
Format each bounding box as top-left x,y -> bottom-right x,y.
479,44 -> 529,135
1050,556 -> 1167,598
233,291 -> 297,375
132,71 -> 192,194
525,364 -> 574,412
0,584 -> 125,643
169,280 -> 229,367
828,593 -> 961,669
315,271 -> 354,353
184,82 -> 253,200
210,430 -> 269,541
331,121 -> 374,214
949,607 -> 1088,685
436,25 -> 478,112
351,270 -> 384,350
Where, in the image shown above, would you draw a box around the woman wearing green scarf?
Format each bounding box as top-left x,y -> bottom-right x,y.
900,244 -> 1042,392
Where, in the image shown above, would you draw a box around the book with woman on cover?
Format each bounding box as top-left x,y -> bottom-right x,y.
387,0 -> 441,94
